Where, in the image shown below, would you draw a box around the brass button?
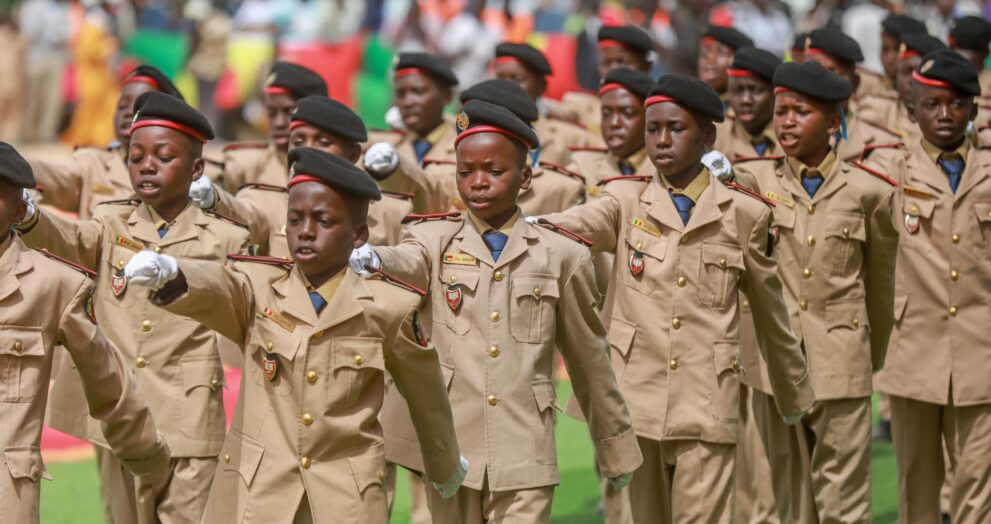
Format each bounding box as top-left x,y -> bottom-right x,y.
141,319 -> 152,331
952,234 -> 961,244
448,274 -> 458,284
116,260 -> 125,269
800,300 -> 808,310
951,270 -> 959,281
487,395 -> 499,406
807,204 -> 815,214
493,271 -> 505,281
949,306 -> 958,317
910,205 -> 920,215
377,470 -> 386,481
676,277 -> 687,287
488,345 -> 500,358
490,311 -> 501,322
718,257 -> 727,268
312,330 -> 325,339
353,354 -> 364,366
636,241 -> 644,250
669,359 -> 680,371
671,318 -> 682,329
842,227 -> 851,238
223,453 -> 230,463
532,287 -> 542,297
210,376 -> 219,388
306,371 -> 318,384
300,456 -> 311,469
742,300 -> 749,308
731,359 -> 742,373
680,236 -> 688,244
852,318 -> 860,328
136,357 -> 147,368
802,268 -> 812,279
807,236 -> 816,246
266,341 -> 273,351
13,341 -> 22,352
153,246 -> 162,254
301,413 -> 313,426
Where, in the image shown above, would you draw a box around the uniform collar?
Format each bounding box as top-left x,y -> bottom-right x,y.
921,136 -> 971,165
786,150 -> 837,180
302,267 -> 347,307
417,119 -> 452,147
147,204 -> 181,232
658,166 -> 711,204
467,208 -> 520,237
625,147 -> 648,171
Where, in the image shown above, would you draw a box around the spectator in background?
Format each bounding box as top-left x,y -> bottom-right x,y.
62,3 -> 120,147
19,0 -> 70,143
842,0 -> 890,75
187,0 -> 231,130
0,11 -> 25,141
713,0 -> 793,57
910,0 -> 983,42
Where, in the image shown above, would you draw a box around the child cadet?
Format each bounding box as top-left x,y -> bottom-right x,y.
865,14 -> 928,101
0,142 -> 170,523
713,46 -> 782,160
698,26 -> 755,106
948,16 -> 991,129
17,91 -> 251,524
124,146 -> 466,523
732,61 -> 899,523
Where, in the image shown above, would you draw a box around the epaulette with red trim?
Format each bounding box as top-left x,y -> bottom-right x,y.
858,142 -> 904,161
848,160 -> 898,187
538,161 -> 586,183
35,248 -> 98,278
568,146 -> 608,153
532,218 -> 593,247
382,190 -> 415,201
205,210 -> 249,230
222,141 -> 268,152
596,174 -> 652,187
401,212 -> 462,225
423,159 -> 456,167
73,143 -> 117,152
733,155 -> 784,163
723,181 -> 776,207
33,185 -> 45,194
227,254 -> 294,269
237,182 -> 287,194
96,198 -> 141,207
371,269 -> 427,296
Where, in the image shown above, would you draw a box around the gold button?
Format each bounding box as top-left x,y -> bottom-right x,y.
13,341 -> 22,352
949,306 -> 958,316
636,241 -> 644,250
951,270 -> 959,281
669,359 -> 680,371
223,453 -> 230,463
532,287 -> 542,297
153,246 -> 162,254
742,300 -> 749,308
306,371 -> 318,384
671,318 -> 682,329
802,268 -> 812,279
301,413 -> 313,426
488,345 -> 500,358
718,257 -> 727,268
448,274 -> 458,284
487,395 -> 499,406
490,311 -> 501,322
493,271 -> 505,281
807,205 -> 815,214
312,330 -> 325,339
852,318 -> 860,328
680,236 -> 688,244
952,234 -> 961,244
116,260 -> 125,269
676,277 -> 687,287
731,359 -> 742,373
136,357 -> 147,368
800,300 -> 808,310
141,319 -> 152,331
807,236 -> 816,246
266,341 -> 273,351
911,205 -> 920,215
842,227 -> 850,238
353,354 -> 363,366
300,456 -> 311,469
377,470 -> 386,481
210,376 -> 219,388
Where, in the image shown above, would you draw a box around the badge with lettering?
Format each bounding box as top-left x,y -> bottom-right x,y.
631,217 -> 661,237
445,285 -> 463,311
110,269 -> 127,296
904,214 -> 920,235
443,253 -> 477,266
263,353 -> 278,382
629,251 -> 645,276
263,307 -> 295,333
113,234 -> 144,252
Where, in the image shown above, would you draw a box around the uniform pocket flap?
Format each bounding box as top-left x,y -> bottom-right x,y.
825,299 -> 868,331
247,325 -> 299,361
974,202 -> 991,223
0,328 -> 44,357
624,228 -> 667,261
825,213 -> 867,241
701,242 -> 745,270
608,317 -> 637,358
348,450 -> 387,493
331,337 -> 385,371
106,244 -> 138,271
532,380 -> 560,413
904,197 -> 936,219
221,430 -> 264,487
713,340 -> 742,374
4,446 -> 51,482
439,268 -> 480,291
180,357 -> 224,393
512,276 -> 560,299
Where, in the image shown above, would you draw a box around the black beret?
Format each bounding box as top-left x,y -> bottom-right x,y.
287,147 -> 381,201
598,25 -> 654,54
454,100 -> 539,150
807,29 -> 864,64
646,74 -> 724,122
600,67 -> 655,100
0,142 -> 34,189
131,91 -> 214,142
792,32 -> 808,51
915,49 -> 981,96
394,52 -> 459,87
950,16 -> 991,52
900,33 -> 948,58
773,61 -> 852,102
495,43 -> 552,76
702,26 -> 754,51
265,61 -> 327,99
729,46 -> 781,82
290,96 -> 367,143
123,65 -> 185,101
459,79 -> 539,124
881,14 -> 927,38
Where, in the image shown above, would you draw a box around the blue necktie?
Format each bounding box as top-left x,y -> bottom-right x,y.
938,156 -> 964,194
529,146 -> 542,167
412,139 -> 432,165
482,231 -> 509,261
802,172 -> 825,198
619,160 -> 636,175
670,193 -> 694,225
309,291 -> 327,314
157,226 -> 168,239
753,139 -> 771,157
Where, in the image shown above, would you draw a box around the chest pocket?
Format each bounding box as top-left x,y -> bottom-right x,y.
0,327 -> 46,403
623,225 -> 668,295
326,337 -> 385,413
247,324 -> 299,398
437,267 -> 479,336
102,244 -> 142,309
973,202 -> 991,260
179,355 -> 226,441
511,275 -> 560,345
697,243 -> 744,310
823,212 -> 867,277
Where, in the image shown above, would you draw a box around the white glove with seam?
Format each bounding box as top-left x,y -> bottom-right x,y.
524,216 -> 540,225
124,250 -> 179,290
431,456 -> 469,499
783,411 -> 806,426
348,244 -> 381,276
608,472 -> 633,491
21,189 -> 37,223
364,143 -> 400,176
385,106 -> 406,131
188,176 -> 216,209
702,150 -> 733,182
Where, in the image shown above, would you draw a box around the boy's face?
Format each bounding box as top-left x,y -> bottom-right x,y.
0,179 -> 26,239
395,74 -> 450,137
774,91 -> 839,161
455,133 -> 531,225
728,75 -> 774,136
896,56 -> 923,103
598,46 -> 650,79
288,124 -> 361,163
263,92 -> 298,152
493,60 -> 544,101
698,41 -> 734,94
645,102 -> 715,177
881,33 -> 900,81
114,82 -> 155,147
128,126 -> 203,210
805,53 -> 860,99
600,88 -> 646,159
951,46 -> 988,72
910,82 -> 977,148
287,182 -> 368,286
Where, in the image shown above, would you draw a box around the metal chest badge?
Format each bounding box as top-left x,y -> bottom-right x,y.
629,251 -> 645,276
445,285 -> 463,311
263,353 -> 278,382
110,270 -> 127,296
904,206 -> 920,234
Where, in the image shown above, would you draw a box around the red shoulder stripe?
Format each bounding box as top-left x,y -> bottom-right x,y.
568,146 -> 608,153
423,159 -> 457,166
734,155 -> 784,163
596,174 -> 652,187
227,254 -> 294,268
373,269 -> 427,296
538,161 -> 586,183
849,160 -> 898,187
534,218 -> 593,247
237,182 -> 287,193
206,211 -> 248,229
223,141 -> 268,152
401,212 -> 462,225
35,249 -> 98,278
381,190 -> 415,200
723,182 -> 776,207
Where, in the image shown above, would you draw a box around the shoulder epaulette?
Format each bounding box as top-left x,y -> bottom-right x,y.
423,159 -> 456,167
848,160 -> 898,187
371,269 -> 427,296
227,254 -> 293,268
401,211 -> 462,225
531,218 -> 593,247
222,141 -> 268,152
382,190 -> 415,200
33,184 -> 45,194
723,181 -> 776,207
734,154 -> 784,163
96,198 -> 141,206
73,143 -> 116,152
859,142 -> 903,160
538,161 -> 586,183
596,174 -> 652,187
568,146 -> 608,153
35,248 -> 98,278
237,182 -> 287,194
205,210 -> 249,229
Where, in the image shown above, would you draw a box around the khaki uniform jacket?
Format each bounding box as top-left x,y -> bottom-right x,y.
21,201 -> 250,457
865,141 -> 991,406
733,157 -> 899,400
713,118 -> 781,161
855,68 -> 891,101
532,115 -> 591,167
158,261 -> 459,524
221,142 -> 287,194
376,215 -> 642,491
857,95 -> 920,143
567,148 -> 654,197
369,117 -> 460,213
561,90 -> 603,136
0,235 -> 169,523
836,113 -> 904,162
542,175 -> 815,443
28,145 -> 132,220
517,162 -> 587,216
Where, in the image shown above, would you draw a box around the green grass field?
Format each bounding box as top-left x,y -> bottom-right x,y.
40,385 -> 899,523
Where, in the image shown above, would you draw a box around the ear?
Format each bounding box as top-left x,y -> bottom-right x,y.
825,109 -> 842,136
519,164 -> 533,191
190,158 -> 205,181
352,222 -> 370,249
702,121 -> 717,150
906,99 -> 918,123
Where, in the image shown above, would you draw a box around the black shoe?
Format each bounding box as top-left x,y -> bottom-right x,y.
872,420 -> 892,442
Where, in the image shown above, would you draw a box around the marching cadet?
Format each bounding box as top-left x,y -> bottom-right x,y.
860,49 -> 991,524
948,16 -> 991,130
352,100 -> 643,523
802,29 -> 904,161
123,146 -> 466,523
697,26 -> 754,107
537,75 -> 814,522
17,92 -> 251,524
713,46 -> 782,160
27,65 -> 184,220
869,14 -> 928,100
732,61 -> 899,523
220,61 -> 327,193
0,143 -> 170,523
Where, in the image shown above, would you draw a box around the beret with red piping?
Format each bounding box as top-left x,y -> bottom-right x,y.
394,52 -> 459,87
291,96 -> 367,143
265,61 -> 327,99
287,147 -> 381,200
729,46 -> 781,82
773,61 -> 852,103
646,74 -> 725,122
454,100 -> 539,150
600,67 -> 655,100
131,91 -> 214,142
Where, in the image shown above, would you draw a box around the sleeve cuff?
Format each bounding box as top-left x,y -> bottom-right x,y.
773,371 -> 815,421
118,435 -> 171,477
594,427 -> 643,479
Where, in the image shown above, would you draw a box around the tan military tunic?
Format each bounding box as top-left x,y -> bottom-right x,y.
28,145 -> 133,219
561,90 -> 603,136
836,113 -> 904,162
0,234 -> 169,524
532,115 -> 591,167
369,116 -> 460,213
713,117 -> 780,161
516,162 -> 586,216
540,97 -> 581,124
855,68 -> 891,101
857,94 -> 919,142
567,147 -> 653,196
221,142 -> 288,194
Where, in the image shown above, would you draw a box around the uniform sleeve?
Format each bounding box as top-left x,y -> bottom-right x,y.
374,226 -> 435,291
383,307 -> 460,483
18,208 -> 104,270
739,206 -> 816,418
212,189 -> 267,253
220,152 -> 246,195
556,251 -> 642,478
396,155 -> 453,214
540,192 -> 622,254
154,259 -> 255,346
27,156 -> 84,212
864,189 -> 898,370
59,280 -> 170,476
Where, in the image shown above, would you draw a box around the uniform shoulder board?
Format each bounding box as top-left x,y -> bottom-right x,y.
859,142 -> 903,161
33,184 -> 45,194
370,269 -> 427,296
848,160 -> 898,187
531,218 -> 593,247
538,161 -> 586,183
96,198 -> 141,207
723,181 -> 776,207
423,159 -> 456,167
73,143 -> 116,152
237,182 -> 287,193
596,174 -> 652,187
205,210 -> 249,229
227,254 -> 294,269
568,146 -> 608,153
222,141 -> 268,152
382,190 -> 415,201
35,248 -> 98,278
401,211 -> 462,225
734,155 -> 784,163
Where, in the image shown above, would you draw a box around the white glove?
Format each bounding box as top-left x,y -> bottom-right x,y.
608,472 -> 633,491
348,244 -> 380,276
124,250 -> 179,290
783,411 -> 806,426
20,189 -> 36,223
431,456 -> 469,499
524,216 -> 540,225
364,143 -> 400,176
702,150 -> 733,182
385,106 -> 406,131
188,176 -> 216,209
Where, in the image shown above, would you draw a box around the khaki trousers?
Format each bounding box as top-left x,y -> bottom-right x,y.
628,436 -> 735,523
890,395 -> 991,524
752,391 -> 872,524
424,474 -> 553,524
735,386 -> 779,524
